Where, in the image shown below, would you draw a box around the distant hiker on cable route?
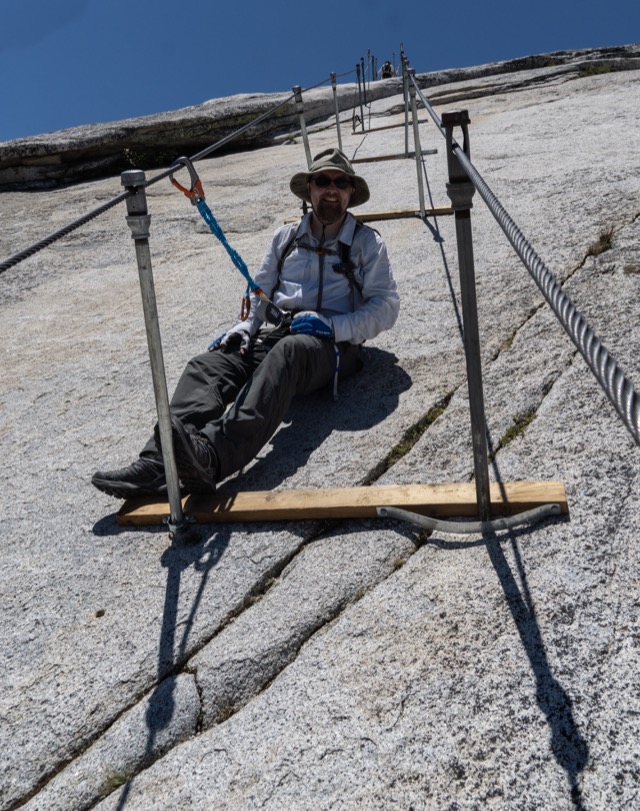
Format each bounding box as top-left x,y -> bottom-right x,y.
380,61 -> 395,79
92,148 -> 400,499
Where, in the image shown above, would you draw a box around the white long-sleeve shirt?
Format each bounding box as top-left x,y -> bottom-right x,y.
244,212 -> 400,345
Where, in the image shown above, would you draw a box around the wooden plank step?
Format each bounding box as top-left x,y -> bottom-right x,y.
351,150 -> 437,164
351,119 -> 430,135
356,207 -> 453,221
116,481 -> 568,527
283,207 -> 453,225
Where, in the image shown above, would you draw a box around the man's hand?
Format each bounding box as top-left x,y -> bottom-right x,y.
208,322 -> 252,353
290,311 -> 334,338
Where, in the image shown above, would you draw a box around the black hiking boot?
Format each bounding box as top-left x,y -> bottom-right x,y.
155,418 -> 218,494
91,457 -> 167,500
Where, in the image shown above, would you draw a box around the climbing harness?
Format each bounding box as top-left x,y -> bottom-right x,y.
170,157 -> 269,320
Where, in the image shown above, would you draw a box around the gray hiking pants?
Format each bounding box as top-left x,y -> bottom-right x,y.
141,333 -> 361,483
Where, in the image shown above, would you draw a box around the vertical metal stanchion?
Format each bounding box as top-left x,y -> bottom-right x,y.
121,169 -> 191,541
330,72 -> 343,152
361,58 -> 367,104
407,70 -> 426,217
293,86 -> 312,169
402,54 -> 410,156
441,111 -> 492,521
356,64 -> 365,133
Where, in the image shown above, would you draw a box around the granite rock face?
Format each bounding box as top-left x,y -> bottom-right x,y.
1,44 -> 638,190
1,47 -> 639,811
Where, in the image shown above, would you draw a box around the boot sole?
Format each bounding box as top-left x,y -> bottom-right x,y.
91,475 -> 168,500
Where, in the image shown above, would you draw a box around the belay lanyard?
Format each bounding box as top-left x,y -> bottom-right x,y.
169,156 -> 269,319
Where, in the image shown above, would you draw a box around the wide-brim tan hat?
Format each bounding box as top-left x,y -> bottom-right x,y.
290,148 -> 370,207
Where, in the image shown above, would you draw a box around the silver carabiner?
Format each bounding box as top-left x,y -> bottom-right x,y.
169,156 -> 205,204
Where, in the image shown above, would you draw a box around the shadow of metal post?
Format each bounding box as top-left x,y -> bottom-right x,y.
115,532 -> 229,809
485,532 -> 589,809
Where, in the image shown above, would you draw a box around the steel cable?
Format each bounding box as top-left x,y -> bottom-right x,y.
456,147 -> 639,446
144,91 -> 298,189
334,67 -> 358,79
378,503 -> 562,534
0,69 -> 354,271
0,98 -> 285,273
7,68 -> 637,448
409,73 -> 639,446
0,191 -> 131,274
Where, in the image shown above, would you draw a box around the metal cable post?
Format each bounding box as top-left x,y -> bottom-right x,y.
121,170 -> 190,541
442,110 -> 492,521
361,57 -> 367,104
293,86 -> 312,169
331,72 -> 343,152
409,75 -> 445,137
408,70 -> 426,216
409,72 -> 639,447
402,55 -> 410,156
454,147 -> 640,447
356,64 -> 365,133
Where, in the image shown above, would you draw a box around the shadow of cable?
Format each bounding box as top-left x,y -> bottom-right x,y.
114,528 -> 230,809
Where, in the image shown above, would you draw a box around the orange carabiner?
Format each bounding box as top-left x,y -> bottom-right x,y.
169,156 -> 205,205
240,294 -> 251,321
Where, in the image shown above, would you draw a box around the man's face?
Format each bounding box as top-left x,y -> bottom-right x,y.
308,170 -> 354,225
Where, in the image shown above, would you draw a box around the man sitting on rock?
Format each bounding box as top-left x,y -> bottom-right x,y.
92,148 -> 400,498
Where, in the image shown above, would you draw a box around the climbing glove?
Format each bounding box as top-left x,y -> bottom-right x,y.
209,322 -> 253,354
290,311 -> 334,339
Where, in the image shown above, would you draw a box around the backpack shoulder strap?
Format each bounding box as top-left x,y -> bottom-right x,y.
334,220 -> 372,301
269,221 -> 303,300
354,218 -> 380,238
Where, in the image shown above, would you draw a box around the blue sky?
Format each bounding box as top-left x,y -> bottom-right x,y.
1,0 -> 637,142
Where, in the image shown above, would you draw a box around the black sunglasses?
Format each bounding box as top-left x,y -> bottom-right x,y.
311,174 -> 353,190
